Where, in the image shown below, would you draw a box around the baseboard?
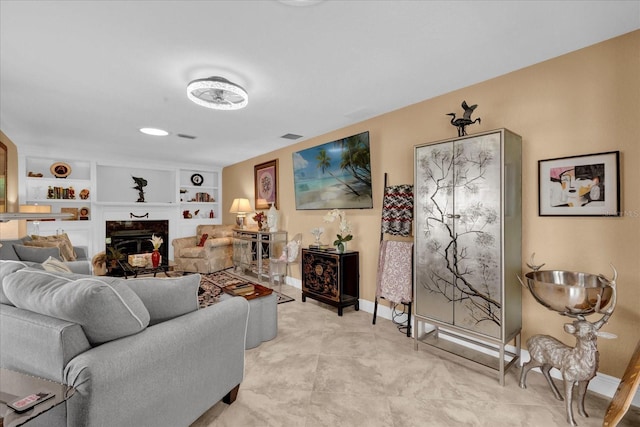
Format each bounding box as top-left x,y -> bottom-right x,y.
285,276 -> 638,407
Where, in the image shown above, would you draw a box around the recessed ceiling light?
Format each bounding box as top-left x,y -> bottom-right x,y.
139,127 -> 169,136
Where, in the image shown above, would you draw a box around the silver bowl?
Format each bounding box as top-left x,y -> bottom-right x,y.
523,270 -> 613,316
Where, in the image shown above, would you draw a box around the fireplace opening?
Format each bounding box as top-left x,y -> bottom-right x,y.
106,220 -> 169,276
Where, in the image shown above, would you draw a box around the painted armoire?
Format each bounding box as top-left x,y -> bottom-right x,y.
413,128 -> 522,384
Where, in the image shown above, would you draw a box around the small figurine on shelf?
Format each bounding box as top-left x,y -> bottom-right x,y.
68,186 -> 75,199
132,176 -> 147,203
209,209 -> 214,218
183,210 -> 192,219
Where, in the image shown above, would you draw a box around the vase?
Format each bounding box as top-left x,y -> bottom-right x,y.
151,249 -> 160,268
257,220 -> 263,230
335,242 -> 346,253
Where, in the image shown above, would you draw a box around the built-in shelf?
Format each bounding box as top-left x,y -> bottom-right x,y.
19,153 -> 223,256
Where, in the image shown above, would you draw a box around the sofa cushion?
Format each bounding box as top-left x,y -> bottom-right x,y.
3,269 -> 150,345
0,238 -> 27,260
196,224 -> 233,241
13,244 -> 62,263
124,274 -> 200,326
42,256 -> 73,273
29,233 -> 77,261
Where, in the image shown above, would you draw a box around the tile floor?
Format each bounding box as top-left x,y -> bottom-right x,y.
191,284 -> 639,427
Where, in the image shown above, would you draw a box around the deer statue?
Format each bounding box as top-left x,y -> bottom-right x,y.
520,266 -> 617,426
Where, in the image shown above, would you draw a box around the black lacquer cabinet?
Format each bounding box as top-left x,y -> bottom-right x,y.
301,249 -> 359,316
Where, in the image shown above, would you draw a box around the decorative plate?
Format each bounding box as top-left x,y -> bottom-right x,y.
50,162 -> 72,178
190,173 -> 204,186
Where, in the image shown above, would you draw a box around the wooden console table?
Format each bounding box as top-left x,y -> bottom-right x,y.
301,248 -> 359,316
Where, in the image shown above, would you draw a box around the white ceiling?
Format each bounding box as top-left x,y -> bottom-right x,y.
1,1 -> 639,168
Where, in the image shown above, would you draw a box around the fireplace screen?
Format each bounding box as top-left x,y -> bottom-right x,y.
106,220 -> 169,275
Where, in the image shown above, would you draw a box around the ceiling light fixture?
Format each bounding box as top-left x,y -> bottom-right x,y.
139,127 -> 169,136
187,76 -> 248,110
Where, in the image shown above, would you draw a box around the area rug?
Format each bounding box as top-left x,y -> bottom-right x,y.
198,269 -> 294,308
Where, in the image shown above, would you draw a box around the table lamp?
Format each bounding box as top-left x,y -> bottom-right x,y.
229,198 -> 251,229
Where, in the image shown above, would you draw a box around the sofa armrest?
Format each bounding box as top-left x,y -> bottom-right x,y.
73,246 -> 88,260
64,260 -> 92,275
0,304 -> 91,383
172,235 -> 198,252
64,297 -> 249,427
203,237 -> 233,250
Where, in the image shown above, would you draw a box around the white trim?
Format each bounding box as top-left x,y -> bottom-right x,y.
285,276 -> 638,406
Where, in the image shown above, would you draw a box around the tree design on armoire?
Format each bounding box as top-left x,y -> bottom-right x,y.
416,138 -> 502,334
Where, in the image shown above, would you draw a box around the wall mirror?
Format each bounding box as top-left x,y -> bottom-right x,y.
0,142 -> 6,212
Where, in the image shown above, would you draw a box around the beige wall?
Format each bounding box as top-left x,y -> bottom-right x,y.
223,30 -> 639,378
0,130 -> 19,212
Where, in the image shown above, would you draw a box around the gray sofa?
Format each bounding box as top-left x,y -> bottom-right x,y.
0,236 -> 91,274
0,261 -> 249,427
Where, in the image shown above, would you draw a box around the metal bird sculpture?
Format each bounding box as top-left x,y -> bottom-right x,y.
447,101 -> 481,137
132,176 -> 148,203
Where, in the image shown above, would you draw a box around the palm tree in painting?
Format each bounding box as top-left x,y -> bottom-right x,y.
314,133 -> 372,198
339,133 -> 371,188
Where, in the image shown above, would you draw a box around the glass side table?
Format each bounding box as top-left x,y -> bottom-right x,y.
0,368 -> 75,427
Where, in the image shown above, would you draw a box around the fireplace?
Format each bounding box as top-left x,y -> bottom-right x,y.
106,220 -> 169,275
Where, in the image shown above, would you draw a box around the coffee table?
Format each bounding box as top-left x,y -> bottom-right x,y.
117,260 -> 170,278
0,368 -> 74,427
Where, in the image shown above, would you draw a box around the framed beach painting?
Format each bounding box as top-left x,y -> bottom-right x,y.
538,150 -> 620,216
254,159 -> 278,210
292,131 -> 373,210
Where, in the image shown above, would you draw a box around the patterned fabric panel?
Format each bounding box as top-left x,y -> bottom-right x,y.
381,184 -> 414,237
376,240 -> 413,304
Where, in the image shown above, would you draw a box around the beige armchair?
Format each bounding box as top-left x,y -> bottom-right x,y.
172,224 -> 234,273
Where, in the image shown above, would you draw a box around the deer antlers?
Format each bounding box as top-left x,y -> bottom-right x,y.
593,264 -> 617,331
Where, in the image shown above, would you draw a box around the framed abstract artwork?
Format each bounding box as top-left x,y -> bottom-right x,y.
254,159 -> 278,210
538,150 -> 620,216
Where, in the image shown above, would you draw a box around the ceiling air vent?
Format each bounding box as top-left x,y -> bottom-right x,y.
281,133 -> 303,140
177,133 -> 197,140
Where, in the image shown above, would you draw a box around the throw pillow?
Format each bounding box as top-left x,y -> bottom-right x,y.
197,233 -> 209,247
30,233 -> 77,261
124,274 -> 200,325
42,256 -> 73,273
3,269 -> 150,345
13,244 -> 62,263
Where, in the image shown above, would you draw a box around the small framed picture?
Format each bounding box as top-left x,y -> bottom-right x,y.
254,159 -> 278,209
61,207 -> 79,221
538,150 -> 620,216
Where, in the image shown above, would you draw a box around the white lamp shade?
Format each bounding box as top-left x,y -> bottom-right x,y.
229,198 -> 252,214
